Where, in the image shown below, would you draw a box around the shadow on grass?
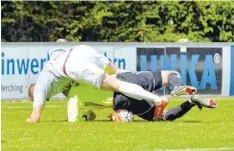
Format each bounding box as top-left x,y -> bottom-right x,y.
42,119 -> 112,123
175,120 -> 202,123
41,119 -> 203,123
94,119 -> 204,123
41,119 -> 68,123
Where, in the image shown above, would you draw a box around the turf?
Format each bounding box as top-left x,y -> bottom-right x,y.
2,97 -> 234,151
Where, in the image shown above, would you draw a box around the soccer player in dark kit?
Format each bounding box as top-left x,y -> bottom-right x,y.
111,70 -> 217,122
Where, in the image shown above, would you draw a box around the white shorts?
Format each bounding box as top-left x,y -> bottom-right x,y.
65,45 -> 110,88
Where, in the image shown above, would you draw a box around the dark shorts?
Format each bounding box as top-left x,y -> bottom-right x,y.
151,71 -> 163,91
114,70 -> 162,121
113,93 -> 156,121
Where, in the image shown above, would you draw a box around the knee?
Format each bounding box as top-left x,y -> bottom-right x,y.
161,70 -> 181,86
163,70 -> 181,79
101,74 -> 120,91
171,70 -> 180,76
166,70 -> 180,76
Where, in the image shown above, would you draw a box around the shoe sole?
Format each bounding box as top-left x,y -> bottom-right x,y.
191,95 -> 217,108
171,87 -> 197,97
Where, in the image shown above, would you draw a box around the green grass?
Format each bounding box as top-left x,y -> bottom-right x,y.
2,97 -> 234,151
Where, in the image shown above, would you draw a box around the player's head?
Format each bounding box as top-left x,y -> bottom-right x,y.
28,83 -> 35,101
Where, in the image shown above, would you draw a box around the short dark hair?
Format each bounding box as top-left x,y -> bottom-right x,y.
28,84 -> 35,101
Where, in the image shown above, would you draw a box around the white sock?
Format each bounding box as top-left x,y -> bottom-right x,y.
67,96 -> 79,122
118,81 -> 162,104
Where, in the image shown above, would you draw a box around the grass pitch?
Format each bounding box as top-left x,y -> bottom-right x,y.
2,96 -> 234,151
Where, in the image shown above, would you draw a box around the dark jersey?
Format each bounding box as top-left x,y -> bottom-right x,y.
113,70 -> 162,120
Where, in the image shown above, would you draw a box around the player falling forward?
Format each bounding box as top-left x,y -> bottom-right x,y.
110,71 -> 217,122
27,44 -> 196,122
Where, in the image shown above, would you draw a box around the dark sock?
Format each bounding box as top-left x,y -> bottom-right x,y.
168,72 -> 182,88
165,101 -> 195,121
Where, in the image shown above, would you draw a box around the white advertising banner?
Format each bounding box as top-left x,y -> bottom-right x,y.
1,42 -> 233,100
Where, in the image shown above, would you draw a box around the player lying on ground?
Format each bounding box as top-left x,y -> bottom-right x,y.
111,95 -> 217,122
27,44 -> 196,122
111,71 -> 217,122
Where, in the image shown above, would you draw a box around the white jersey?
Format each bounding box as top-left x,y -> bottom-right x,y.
33,45 -> 111,108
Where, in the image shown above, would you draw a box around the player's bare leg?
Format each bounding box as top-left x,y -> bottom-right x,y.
161,70 -> 197,97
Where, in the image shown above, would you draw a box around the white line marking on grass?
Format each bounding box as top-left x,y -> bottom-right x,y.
152,147 -> 234,151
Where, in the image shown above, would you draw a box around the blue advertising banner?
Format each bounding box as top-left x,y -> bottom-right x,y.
137,47 -> 222,94
230,46 -> 234,96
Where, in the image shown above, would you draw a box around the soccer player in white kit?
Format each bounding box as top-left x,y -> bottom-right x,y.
26,45 -> 189,122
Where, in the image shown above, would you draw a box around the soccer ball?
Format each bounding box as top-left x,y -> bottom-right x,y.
112,109 -> 134,123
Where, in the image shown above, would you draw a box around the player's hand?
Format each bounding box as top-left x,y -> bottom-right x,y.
26,118 -> 31,122
26,112 -> 41,122
26,116 -> 40,123
26,105 -> 43,123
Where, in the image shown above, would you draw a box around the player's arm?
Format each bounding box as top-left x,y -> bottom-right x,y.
26,95 -> 45,123
26,81 -> 47,123
26,70 -> 48,123
26,104 -> 44,123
